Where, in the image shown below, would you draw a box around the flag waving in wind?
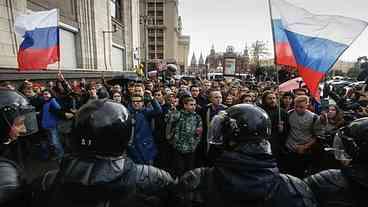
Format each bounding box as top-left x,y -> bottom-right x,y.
15,9 -> 60,71
270,0 -> 368,96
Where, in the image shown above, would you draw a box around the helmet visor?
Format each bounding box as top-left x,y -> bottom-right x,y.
332,133 -> 352,162
208,112 -> 226,145
19,106 -> 38,136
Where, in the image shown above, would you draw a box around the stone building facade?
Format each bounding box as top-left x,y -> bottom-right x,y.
0,0 -> 139,81
205,45 -> 250,74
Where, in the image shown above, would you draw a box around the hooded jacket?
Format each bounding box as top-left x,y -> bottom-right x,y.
31,154 -> 175,207
127,99 -> 162,164
178,142 -> 317,207
166,109 -> 202,154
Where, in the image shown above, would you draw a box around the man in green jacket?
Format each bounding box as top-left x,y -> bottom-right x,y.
166,96 -> 203,177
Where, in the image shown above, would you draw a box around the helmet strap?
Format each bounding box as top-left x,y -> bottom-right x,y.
0,108 -> 13,144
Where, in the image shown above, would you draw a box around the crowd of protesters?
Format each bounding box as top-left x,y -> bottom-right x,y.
1,71 -> 368,180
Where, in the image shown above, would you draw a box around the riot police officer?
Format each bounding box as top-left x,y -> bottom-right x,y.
177,104 -> 317,207
0,88 -> 39,207
305,117 -> 368,207
31,99 -> 175,207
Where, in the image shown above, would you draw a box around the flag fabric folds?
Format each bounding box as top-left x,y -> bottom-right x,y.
15,9 -> 59,71
270,0 -> 368,96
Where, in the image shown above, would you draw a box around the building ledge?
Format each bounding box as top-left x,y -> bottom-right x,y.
0,68 -> 136,81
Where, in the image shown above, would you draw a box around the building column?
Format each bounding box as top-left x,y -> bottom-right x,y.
124,0 -> 133,70
93,0 -> 112,70
131,0 -> 140,69
0,0 -> 27,69
75,0 -> 98,69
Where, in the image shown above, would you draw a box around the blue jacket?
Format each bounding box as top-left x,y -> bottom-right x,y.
127,100 -> 162,164
41,98 -> 61,129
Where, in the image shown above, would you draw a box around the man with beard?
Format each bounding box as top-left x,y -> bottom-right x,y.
260,91 -> 288,168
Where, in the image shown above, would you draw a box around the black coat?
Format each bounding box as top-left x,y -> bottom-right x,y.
177,144 -> 317,207
31,154 -> 175,207
304,166 -> 368,207
0,157 -> 28,207
260,105 -> 289,158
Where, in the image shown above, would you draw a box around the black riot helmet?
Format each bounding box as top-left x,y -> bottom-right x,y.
209,104 -> 271,148
0,88 -> 38,144
333,117 -> 368,164
72,99 -> 132,156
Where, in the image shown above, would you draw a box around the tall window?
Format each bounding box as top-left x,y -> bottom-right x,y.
110,0 -> 122,21
48,27 -> 77,70
60,29 -> 77,69
111,46 -> 126,71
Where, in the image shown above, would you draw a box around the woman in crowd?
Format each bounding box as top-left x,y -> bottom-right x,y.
320,104 -> 346,136
240,93 -> 253,104
281,92 -> 294,111
224,94 -> 235,107
112,91 -> 123,104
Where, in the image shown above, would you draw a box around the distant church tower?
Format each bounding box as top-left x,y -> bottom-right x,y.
198,53 -> 206,78
190,53 -> 197,75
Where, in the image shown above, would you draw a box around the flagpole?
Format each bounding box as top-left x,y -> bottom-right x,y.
267,0 -> 277,67
57,8 -> 61,73
267,0 -> 282,126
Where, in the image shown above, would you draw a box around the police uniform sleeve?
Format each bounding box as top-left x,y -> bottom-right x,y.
304,169 -> 351,207
278,174 -> 318,207
176,167 -> 210,205
178,168 -> 207,192
31,169 -> 58,206
0,160 -> 27,205
135,165 -> 176,195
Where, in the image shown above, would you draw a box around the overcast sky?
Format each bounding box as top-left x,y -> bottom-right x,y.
178,0 -> 368,62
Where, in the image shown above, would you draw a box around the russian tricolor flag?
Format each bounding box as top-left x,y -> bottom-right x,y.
270,0 -> 367,96
14,9 -> 59,71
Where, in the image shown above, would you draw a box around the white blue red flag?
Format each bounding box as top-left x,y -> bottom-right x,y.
14,9 -> 59,71
270,0 -> 367,96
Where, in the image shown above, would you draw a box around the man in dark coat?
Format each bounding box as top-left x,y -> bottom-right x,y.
199,89 -> 227,166
260,90 -> 288,169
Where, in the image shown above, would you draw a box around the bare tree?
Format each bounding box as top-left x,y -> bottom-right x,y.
251,40 -> 270,66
